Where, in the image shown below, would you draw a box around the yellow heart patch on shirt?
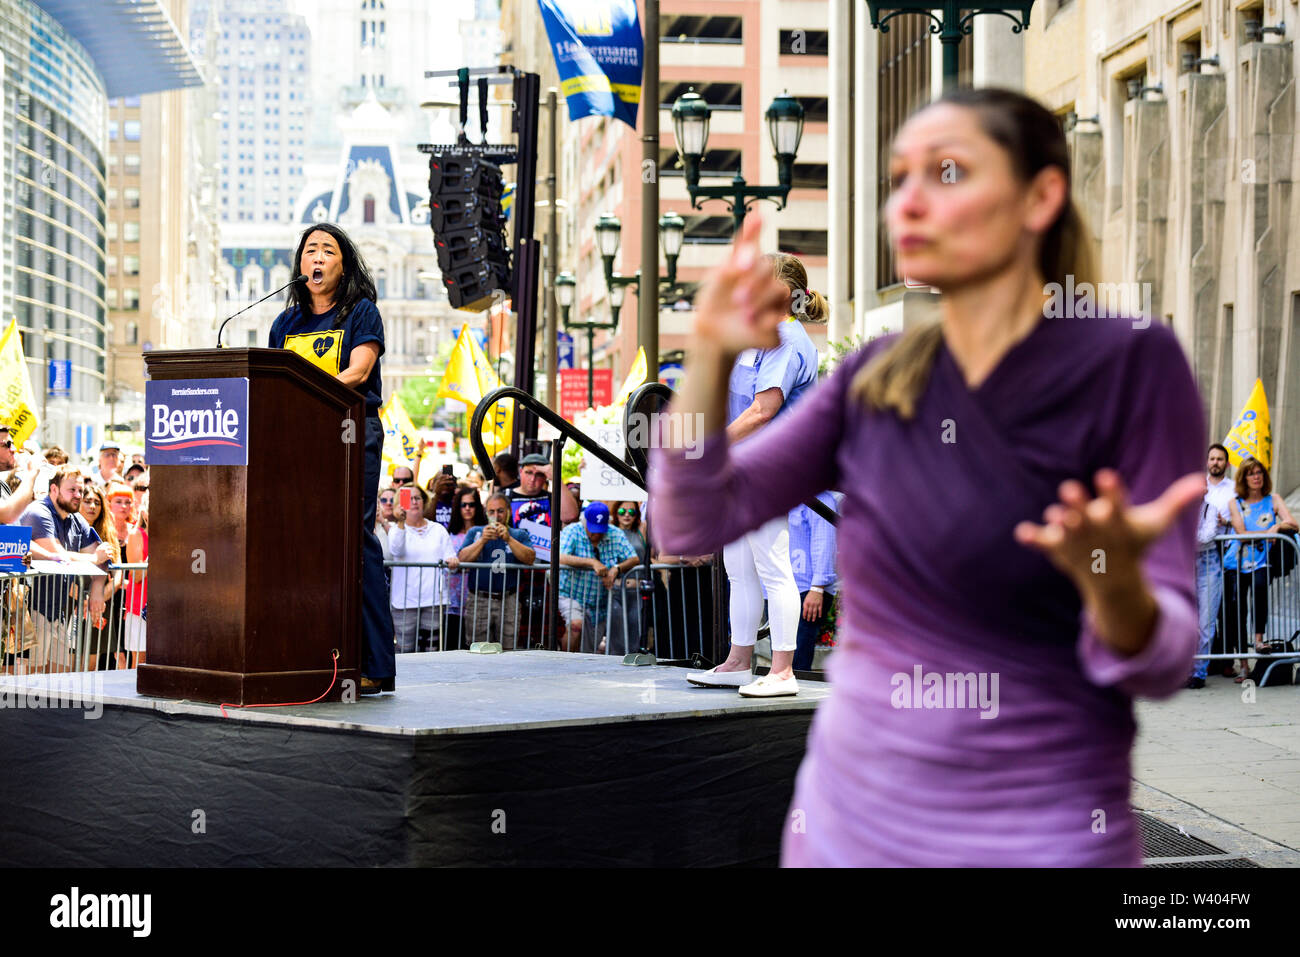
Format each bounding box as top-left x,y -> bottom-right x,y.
284,330 -> 343,376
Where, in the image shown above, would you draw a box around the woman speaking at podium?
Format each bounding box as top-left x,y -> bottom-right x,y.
269,223 -> 395,695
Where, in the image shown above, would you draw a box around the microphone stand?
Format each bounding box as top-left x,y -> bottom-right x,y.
217,275 -> 307,347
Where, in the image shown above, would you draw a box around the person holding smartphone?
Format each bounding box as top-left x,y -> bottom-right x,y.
426,464 -> 458,530
268,222 -> 394,694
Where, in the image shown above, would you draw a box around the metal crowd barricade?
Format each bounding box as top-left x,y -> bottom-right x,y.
0,561 -> 147,675
384,559 -> 558,652
383,557 -> 722,660
588,559 -> 717,660
1205,533 -> 1300,685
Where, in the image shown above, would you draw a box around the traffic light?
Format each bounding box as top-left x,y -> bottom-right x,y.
428,151 -> 511,311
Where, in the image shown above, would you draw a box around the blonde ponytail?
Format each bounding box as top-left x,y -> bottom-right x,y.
847,320 -> 944,420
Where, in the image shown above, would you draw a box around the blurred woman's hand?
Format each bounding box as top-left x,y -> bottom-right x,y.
1014,469 -> 1206,655
692,214 -> 789,357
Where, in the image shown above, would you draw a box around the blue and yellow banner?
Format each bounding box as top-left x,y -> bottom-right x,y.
538,0 -> 643,130
1224,378 -> 1273,470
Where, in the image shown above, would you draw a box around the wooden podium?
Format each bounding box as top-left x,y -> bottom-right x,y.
137,348 -> 363,705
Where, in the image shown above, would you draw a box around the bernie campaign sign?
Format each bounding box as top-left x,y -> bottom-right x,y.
0,525 -> 30,571
146,378 -> 249,466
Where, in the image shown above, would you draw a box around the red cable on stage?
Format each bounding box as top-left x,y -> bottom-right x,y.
219,650 -> 340,718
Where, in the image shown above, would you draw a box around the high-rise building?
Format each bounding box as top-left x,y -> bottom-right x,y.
191,0 -> 311,225
290,0 -> 495,152
2,0 -> 201,452
499,0 -> 834,385
208,0 -> 487,403
103,0 -> 224,435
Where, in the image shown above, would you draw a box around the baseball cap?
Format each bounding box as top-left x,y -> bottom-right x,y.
520,453 -> 549,466
99,440 -> 121,452
582,502 -> 610,533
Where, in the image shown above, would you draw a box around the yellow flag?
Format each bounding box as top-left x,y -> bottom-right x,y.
0,321 -> 40,447
379,393 -> 422,480
1224,378 -> 1272,470
381,394 -> 421,461
612,347 -> 648,409
435,326 -> 512,454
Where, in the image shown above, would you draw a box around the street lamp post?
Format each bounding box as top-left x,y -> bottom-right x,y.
862,1 -> 1037,92
558,213 -> 689,408
555,269 -> 617,410
671,90 -> 805,236
594,210 -> 687,305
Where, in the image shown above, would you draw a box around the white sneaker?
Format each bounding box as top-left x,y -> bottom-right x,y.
686,666 -> 754,688
738,674 -> 799,698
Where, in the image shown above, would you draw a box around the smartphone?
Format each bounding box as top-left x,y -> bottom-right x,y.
399,487 -> 412,511
441,463 -> 454,477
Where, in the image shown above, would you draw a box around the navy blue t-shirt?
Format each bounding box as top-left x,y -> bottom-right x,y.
268,298 -> 386,413
21,496 -> 102,620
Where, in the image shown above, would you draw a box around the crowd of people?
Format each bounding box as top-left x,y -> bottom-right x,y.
1191,443 -> 1299,688
368,424 -> 841,662
0,437 -> 149,674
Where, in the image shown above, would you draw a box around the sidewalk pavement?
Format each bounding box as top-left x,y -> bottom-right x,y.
1133,671 -> 1300,866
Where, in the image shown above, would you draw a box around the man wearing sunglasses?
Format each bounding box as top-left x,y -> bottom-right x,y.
0,426 -> 40,524
390,465 -> 415,488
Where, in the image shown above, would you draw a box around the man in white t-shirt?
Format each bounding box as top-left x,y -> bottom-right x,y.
1189,443 -> 1235,688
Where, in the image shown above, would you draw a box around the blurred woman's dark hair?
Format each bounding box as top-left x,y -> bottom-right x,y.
449,485 -> 487,534
287,222 -> 378,321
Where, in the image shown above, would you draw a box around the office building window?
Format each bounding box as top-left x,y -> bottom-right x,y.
123,288 -> 140,310
125,155 -> 140,173
123,255 -> 140,276
124,222 -> 140,242
125,188 -> 140,208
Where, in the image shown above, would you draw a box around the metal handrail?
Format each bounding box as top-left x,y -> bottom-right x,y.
469,385 -> 644,489
470,386 -> 649,655
621,380 -> 839,528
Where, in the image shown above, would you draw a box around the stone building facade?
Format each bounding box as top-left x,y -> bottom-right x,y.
1023,0 -> 1300,492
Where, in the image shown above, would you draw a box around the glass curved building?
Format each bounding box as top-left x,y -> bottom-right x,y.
0,0 -> 199,448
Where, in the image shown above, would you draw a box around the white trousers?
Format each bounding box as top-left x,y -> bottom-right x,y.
723,515 -> 800,652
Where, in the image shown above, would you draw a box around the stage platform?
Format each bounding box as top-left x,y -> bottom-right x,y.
0,651 -> 828,867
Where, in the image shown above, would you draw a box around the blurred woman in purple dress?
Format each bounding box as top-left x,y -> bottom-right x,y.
649,88 -> 1206,866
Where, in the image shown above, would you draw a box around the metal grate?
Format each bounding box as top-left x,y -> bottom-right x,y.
1147,858 -> 1262,868
1139,813 -> 1226,858
1137,812 -> 1262,867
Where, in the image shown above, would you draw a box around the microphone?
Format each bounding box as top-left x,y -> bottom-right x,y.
217,274 -> 308,348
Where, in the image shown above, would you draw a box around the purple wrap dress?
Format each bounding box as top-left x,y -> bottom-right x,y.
649,313 -> 1203,866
